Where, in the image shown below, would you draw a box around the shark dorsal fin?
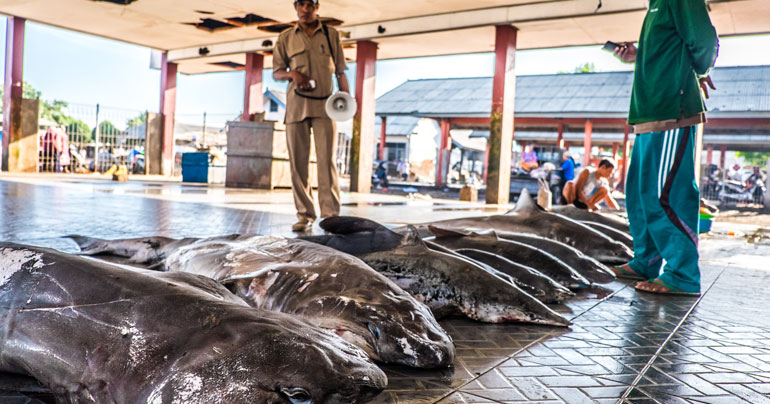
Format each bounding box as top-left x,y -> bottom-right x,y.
401,225 -> 427,247
319,216 -> 390,235
427,225 -> 475,238
513,188 -> 538,213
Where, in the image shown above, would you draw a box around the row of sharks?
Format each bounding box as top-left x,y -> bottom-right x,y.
0,190 -> 633,403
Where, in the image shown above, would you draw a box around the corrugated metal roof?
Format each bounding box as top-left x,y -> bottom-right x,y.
373,116 -> 421,136
376,66 -> 770,118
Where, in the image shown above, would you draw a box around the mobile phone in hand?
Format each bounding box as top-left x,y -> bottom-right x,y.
603,41 -> 621,52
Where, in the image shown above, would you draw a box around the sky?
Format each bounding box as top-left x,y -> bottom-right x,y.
3,17 -> 770,127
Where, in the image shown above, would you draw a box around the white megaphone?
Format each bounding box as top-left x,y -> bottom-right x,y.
325,92 -> 357,121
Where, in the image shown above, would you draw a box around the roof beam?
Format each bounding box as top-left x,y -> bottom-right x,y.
168,0 -> 646,61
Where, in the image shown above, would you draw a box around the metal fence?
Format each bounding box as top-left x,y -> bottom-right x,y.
700,163 -> 766,208
39,102 -> 148,174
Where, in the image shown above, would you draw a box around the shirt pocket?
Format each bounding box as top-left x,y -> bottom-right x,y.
287,40 -> 309,74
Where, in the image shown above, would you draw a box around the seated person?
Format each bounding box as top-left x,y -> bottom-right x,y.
562,159 -> 619,211
520,146 -> 539,171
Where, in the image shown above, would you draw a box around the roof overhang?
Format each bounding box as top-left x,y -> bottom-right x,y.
1,0 -> 766,75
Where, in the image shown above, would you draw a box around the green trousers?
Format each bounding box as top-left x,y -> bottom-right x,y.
626,125 -> 701,293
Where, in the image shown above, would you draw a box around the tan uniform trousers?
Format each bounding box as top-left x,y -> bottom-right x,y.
286,117 -> 341,221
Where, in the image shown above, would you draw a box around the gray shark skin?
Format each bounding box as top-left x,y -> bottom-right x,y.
303,217 -> 571,327
0,243 -> 386,404
453,248 -> 574,304
69,235 -> 453,369
494,233 -> 616,284
581,221 -> 634,250
550,205 -> 631,234
410,189 -> 633,265
427,227 -> 590,289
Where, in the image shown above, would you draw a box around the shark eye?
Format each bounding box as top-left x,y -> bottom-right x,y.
367,322 -> 381,339
280,387 -> 312,404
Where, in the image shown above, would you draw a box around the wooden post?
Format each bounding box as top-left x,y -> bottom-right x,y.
485,25 -> 517,205
583,119 -> 593,167
2,17 -> 25,172
437,119 -> 451,185
242,53 -> 264,121
160,52 -> 177,176
349,40 -> 378,193
378,116 -> 387,160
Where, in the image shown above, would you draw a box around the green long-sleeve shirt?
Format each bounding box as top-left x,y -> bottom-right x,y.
628,0 -> 719,125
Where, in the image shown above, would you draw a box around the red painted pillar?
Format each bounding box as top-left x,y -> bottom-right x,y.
242,53 -> 264,121
556,122 -> 564,149
160,52 -> 178,176
706,145 -> 714,165
437,119 -> 451,185
378,116 -> 387,161
2,17 -> 25,172
565,143 -> 571,151
612,142 -> 619,161
349,40 -> 378,193
486,25 -> 517,205
620,124 -> 630,192
583,119 -> 593,166
520,140 -> 527,150
720,145 -> 727,169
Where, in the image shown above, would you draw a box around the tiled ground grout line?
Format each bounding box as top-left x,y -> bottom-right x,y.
430,284 -> 633,403
431,334 -> 556,403
568,284 -> 631,322
617,265 -> 729,403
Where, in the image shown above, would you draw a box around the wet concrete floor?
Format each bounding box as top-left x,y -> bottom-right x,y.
1,175 -> 769,403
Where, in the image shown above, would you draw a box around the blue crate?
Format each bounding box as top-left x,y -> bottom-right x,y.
182,153 -> 211,183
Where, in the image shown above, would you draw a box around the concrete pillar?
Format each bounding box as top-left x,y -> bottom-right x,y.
378,116 -> 387,161
160,52 -> 177,176
437,119 -> 451,186
706,145 -> 714,165
486,25 -> 517,205
583,119 -> 593,167
620,124 -> 630,192
556,122 -> 564,149
242,53 -> 264,121
349,40 -> 377,193
720,144 -> 727,169
2,17 -> 25,172
611,142 -> 619,161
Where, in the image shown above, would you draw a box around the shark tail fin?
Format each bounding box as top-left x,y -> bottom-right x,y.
65,235 -> 113,256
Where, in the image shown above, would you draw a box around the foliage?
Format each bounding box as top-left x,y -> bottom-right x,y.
0,81 -> 93,142
126,112 -> 146,128
93,121 -> 120,137
558,63 -> 596,74
735,151 -> 770,167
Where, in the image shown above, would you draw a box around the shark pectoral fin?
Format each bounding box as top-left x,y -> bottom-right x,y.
400,225 -> 428,247
319,216 -> 389,235
64,235 -> 110,255
426,226 -> 473,238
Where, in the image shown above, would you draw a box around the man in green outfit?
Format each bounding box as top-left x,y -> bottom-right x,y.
611,0 -> 718,295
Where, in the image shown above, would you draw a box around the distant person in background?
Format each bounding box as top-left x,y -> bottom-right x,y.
561,152 -> 576,182
521,146 -> 539,171
376,161 -> 389,188
401,160 -> 410,181
562,159 -> 619,210
611,0 -> 718,296
729,164 -> 743,181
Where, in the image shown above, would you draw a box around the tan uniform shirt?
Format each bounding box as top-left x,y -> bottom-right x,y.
273,23 -> 347,124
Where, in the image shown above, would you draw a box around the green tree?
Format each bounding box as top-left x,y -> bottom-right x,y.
92,121 -> 120,137
735,151 -> 770,167
558,62 -> 597,74
126,112 -> 146,128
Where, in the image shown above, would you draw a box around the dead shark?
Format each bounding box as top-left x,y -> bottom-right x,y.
408,189 -> 633,265
302,217 -> 571,327
68,234 -> 454,369
0,242 -> 386,404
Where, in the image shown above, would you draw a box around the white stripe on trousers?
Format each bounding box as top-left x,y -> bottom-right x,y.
658,130 -> 671,198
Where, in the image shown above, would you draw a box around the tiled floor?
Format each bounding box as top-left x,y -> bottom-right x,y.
0,175 -> 769,404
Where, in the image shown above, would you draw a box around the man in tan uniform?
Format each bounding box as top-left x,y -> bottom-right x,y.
273,0 -> 349,232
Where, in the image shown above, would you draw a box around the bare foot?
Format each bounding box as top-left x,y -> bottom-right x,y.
634,280 -> 672,293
